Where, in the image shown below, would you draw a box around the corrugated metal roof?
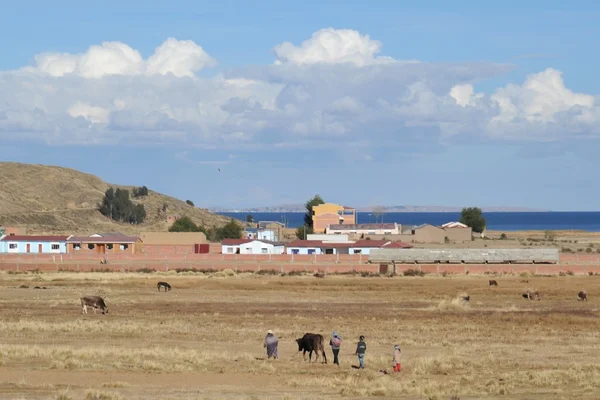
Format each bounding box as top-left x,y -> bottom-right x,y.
222,239 -> 284,246
328,223 -> 397,230
1,235 -> 69,242
350,240 -> 391,248
68,235 -> 138,243
383,241 -> 413,249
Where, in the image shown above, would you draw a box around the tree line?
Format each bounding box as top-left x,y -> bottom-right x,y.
169,216 -> 243,241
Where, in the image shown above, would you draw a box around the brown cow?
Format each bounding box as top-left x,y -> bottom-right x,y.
522,289 -> 541,301
577,290 -> 588,301
80,296 -> 109,314
489,280 -> 498,286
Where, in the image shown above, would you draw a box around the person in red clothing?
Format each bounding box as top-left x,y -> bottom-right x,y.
393,345 -> 402,372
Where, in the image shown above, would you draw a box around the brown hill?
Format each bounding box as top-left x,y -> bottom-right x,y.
0,162 -> 233,235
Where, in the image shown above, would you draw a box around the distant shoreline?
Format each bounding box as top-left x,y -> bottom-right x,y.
216,211 -> 600,232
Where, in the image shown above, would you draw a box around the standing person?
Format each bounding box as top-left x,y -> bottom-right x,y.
355,335 -> 366,369
393,345 -> 402,372
330,331 -> 342,365
264,330 -> 279,359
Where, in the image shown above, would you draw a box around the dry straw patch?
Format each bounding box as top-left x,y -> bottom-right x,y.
1,272 -> 600,399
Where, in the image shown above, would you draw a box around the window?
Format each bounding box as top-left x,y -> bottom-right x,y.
73,244 -> 81,250
261,248 -> 268,254
384,231 -> 392,235
353,249 -> 362,254
9,243 -> 17,249
120,244 -> 129,250
308,249 -> 315,254
292,249 -> 299,254
227,247 -> 234,253
88,244 -> 95,250
368,231 -> 375,235
51,244 -> 60,250
107,244 -> 113,250
245,247 -> 252,254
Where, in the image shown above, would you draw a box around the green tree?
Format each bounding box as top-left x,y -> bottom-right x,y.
295,225 -> 308,240
460,207 -> 486,233
133,186 -> 149,197
246,214 -> 254,223
98,187 -> 146,224
218,219 -> 244,240
303,194 -> 325,233
186,200 -> 195,206
169,216 -> 203,232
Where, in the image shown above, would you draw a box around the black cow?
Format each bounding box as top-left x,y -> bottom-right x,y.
157,281 -> 172,292
578,290 -> 588,301
295,333 -> 327,364
489,280 -> 498,286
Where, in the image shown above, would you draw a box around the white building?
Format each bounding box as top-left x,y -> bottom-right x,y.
244,228 -> 276,241
285,240 -> 325,255
221,239 -> 284,255
326,223 -> 400,236
306,234 -> 350,243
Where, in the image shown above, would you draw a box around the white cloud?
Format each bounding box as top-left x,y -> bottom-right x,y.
491,68 -> 595,123
0,30 -> 599,149
273,28 -> 395,66
67,101 -> 110,124
29,38 -> 215,79
450,84 -> 483,107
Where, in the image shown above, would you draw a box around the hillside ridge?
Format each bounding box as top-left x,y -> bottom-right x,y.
0,162 -> 232,235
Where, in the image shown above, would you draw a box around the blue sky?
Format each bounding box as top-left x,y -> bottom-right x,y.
1,1 -> 600,210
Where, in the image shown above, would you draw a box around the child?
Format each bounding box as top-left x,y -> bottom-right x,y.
393,345 -> 401,372
355,335 -> 366,369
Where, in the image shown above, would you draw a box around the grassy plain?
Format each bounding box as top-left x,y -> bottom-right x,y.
0,271 -> 599,400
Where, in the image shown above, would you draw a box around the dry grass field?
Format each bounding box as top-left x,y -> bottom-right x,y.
1,270 -> 599,400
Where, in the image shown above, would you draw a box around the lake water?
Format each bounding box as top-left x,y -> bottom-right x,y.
216,212 -> 600,232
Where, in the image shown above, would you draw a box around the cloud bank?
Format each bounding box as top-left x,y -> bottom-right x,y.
0,29 -> 598,148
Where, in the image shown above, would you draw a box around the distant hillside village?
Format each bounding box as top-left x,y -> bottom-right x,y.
0,202 -> 475,256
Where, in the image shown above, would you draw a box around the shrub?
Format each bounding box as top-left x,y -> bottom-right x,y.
500,233 -> 508,240
586,247 -> 592,253
403,268 -> 425,277
136,268 -> 155,273
255,269 -> 280,275
186,200 -> 195,206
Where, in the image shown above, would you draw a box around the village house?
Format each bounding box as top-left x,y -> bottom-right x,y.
0,235 -> 70,254
244,227 -> 277,241
67,232 -> 141,254
257,221 -> 285,241
326,223 -> 400,237
285,239 -> 412,255
312,203 -> 357,233
348,239 -> 413,255
221,239 -> 285,255
0,225 -> 22,238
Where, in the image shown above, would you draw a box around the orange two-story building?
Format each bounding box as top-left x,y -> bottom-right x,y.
312,203 -> 357,233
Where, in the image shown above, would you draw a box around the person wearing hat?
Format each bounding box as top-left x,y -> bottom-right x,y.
329,331 -> 342,365
264,330 -> 279,359
392,345 -> 402,372
355,335 -> 366,369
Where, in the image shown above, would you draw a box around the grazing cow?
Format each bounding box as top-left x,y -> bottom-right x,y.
80,296 -> 109,314
489,280 -> 498,286
522,289 -> 541,301
157,281 -> 172,292
460,295 -> 470,302
295,333 -> 327,364
313,272 -> 326,279
578,290 -> 588,301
